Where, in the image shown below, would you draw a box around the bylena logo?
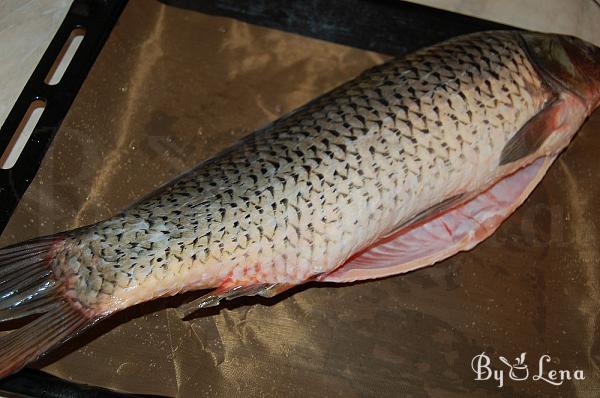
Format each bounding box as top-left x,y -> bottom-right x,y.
471,352 -> 585,388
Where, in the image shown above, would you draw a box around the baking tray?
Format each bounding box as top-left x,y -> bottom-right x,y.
1,1 -> 598,397
0,0 -> 127,235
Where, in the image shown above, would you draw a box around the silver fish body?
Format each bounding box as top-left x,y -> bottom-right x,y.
0,30 -> 598,377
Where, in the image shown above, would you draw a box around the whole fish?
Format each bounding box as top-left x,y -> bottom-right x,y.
0,31 -> 599,377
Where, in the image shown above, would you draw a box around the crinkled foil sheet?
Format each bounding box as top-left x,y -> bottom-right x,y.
1,1 -> 599,396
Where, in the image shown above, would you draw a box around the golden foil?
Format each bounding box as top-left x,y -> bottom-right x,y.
0,1 -> 598,396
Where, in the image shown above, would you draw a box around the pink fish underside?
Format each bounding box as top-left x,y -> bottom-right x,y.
181,155 -> 556,315
321,155 -> 555,283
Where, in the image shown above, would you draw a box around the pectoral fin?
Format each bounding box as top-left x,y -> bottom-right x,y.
499,98 -> 565,165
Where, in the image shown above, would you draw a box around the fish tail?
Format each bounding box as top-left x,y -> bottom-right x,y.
0,235 -> 95,378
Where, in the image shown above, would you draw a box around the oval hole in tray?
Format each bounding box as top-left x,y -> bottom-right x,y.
45,27 -> 86,85
0,99 -> 47,170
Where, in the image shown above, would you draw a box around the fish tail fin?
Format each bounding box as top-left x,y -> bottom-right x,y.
0,235 -> 95,378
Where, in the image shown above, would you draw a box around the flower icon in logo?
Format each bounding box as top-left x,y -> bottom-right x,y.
499,352 -> 529,381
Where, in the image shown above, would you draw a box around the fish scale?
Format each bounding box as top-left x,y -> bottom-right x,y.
48,31 -> 550,312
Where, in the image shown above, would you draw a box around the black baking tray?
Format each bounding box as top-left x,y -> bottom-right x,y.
0,0 -> 127,235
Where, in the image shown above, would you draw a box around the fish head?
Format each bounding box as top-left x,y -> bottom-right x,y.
521,32 -> 600,113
